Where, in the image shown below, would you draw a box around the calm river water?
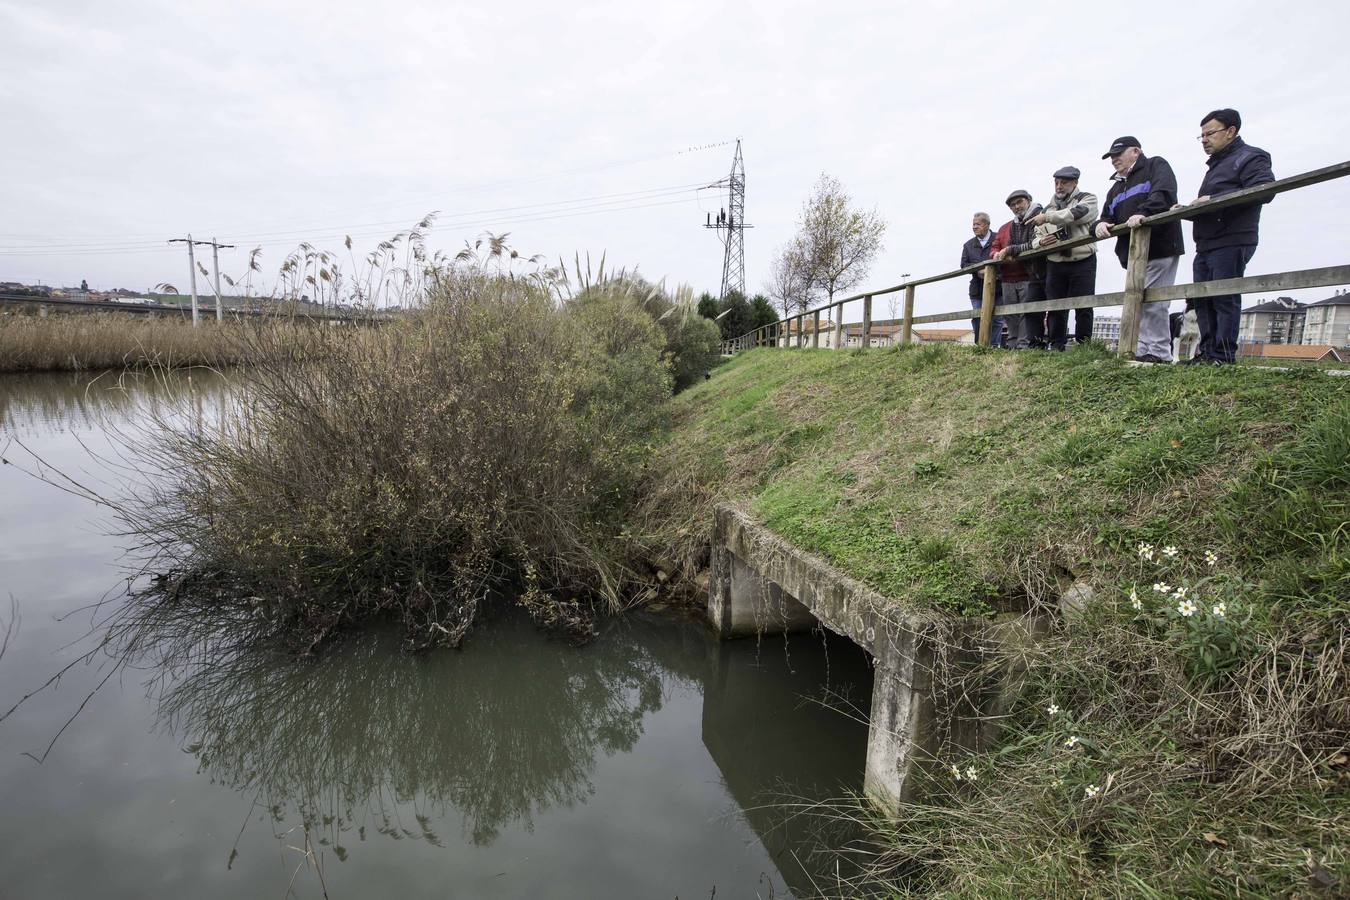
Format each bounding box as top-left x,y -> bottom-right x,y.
0,371 -> 873,899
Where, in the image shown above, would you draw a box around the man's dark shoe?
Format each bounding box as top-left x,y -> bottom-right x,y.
1132,354 -> 1167,364
1178,355 -> 1211,365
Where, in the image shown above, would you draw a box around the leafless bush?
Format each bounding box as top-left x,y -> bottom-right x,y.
117,267 -> 671,651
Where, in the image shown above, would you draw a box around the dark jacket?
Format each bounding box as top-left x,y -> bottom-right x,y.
1193,137 -> 1275,252
989,203 -> 1044,282
1099,154 -> 1186,268
960,233 -> 999,299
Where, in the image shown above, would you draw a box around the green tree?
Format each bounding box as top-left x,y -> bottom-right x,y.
716,290 -> 754,342
695,292 -> 719,320
750,294 -> 778,331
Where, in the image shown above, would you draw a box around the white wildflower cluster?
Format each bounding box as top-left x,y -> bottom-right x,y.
1205,550 -> 1219,567
1212,602 -> 1227,618
1137,542 -> 1155,561
1128,548 -> 1230,622
950,763 -> 979,782
1083,784 -> 1100,800
1129,588 -> 1142,610
1153,582 -> 1171,594
1047,702 -> 1061,716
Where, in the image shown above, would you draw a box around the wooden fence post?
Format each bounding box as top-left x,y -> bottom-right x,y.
833,303 -> 845,349
796,315 -> 804,347
1117,226 -> 1152,359
861,295 -> 873,347
812,310 -> 821,348
901,285 -> 915,345
978,265 -> 997,346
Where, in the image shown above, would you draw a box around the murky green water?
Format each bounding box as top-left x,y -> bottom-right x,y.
0,371 -> 873,899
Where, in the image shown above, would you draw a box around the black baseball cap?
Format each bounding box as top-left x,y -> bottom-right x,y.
1102,136 -> 1142,159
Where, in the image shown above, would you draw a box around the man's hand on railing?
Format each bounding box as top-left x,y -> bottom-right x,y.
1094,221 -> 1113,239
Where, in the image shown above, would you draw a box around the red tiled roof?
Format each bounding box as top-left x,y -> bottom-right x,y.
1242,344 -> 1342,361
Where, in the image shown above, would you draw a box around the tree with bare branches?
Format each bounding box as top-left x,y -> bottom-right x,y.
768,174 -> 887,313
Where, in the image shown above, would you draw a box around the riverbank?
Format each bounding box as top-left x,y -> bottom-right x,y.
0,313 -> 269,372
643,343 -> 1348,896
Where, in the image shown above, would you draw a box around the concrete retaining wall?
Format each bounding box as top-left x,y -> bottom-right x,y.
708,503 -> 1044,811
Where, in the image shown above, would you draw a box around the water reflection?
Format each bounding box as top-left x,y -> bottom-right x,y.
152,607 -> 681,851
0,369 -> 232,437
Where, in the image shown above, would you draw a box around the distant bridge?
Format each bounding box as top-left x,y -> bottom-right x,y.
0,293 -> 385,324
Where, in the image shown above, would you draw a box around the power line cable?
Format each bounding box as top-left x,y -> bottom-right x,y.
0,181 -> 720,252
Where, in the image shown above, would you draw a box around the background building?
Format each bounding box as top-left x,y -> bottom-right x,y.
1302,290 -> 1350,348
1238,296 -> 1306,345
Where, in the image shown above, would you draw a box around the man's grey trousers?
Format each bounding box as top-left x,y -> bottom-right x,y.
1137,255 -> 1180,360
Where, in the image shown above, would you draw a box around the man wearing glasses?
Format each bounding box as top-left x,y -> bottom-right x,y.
1178,109 -> 1274,364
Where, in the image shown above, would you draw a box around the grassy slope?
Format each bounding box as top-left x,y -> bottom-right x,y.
643,343 -> 1348,897
647,342 -> 1345,616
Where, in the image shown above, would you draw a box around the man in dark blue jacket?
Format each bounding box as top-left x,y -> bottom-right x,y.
1094,137 -> 1186,362
1180,109 -> 1275,364
960,212 -> 1004,346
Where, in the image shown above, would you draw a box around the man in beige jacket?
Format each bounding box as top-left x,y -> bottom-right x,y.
1027,166 -> 1099,350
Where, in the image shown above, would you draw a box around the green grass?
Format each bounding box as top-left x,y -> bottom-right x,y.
643,343 -> 1348,617
640,343 -> 1349,897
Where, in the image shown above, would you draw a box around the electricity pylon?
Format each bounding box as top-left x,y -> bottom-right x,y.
702,139 -> 750,299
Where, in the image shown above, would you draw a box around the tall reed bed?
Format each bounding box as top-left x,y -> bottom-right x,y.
0,312 -> 266,373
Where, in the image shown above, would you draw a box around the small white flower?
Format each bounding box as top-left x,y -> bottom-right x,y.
1084,784 -> 1100,800
1153,582 -> 1171,594
1130,591 -> 1143,611
1162,546 -> 1179,558
1172,586 -> 1188,599
1177,599 -> 1197,617
1047,702 -> 1060,715
1065,735 -> 1080,749
950,764 -> 962,780
1138,543 -> 1155,561
1051,777 -> 1064,788
964,766 -> 978,782
1211,602 -> 1227,618
1204,550 -> 1219,567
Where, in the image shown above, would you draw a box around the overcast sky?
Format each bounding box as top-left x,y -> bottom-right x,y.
3,0 -> 1348,323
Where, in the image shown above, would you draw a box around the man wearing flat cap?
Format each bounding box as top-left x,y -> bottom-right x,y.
1028,166 -> 1099,350
990,189 -> 1046,349
1093,136 -> 1185,363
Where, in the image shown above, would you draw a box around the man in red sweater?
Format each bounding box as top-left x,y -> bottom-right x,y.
991,190 -> 1047,349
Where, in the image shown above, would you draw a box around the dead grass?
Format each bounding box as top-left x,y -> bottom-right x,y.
0,313 -> 270,372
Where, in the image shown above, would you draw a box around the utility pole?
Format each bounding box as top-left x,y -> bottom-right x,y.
702,139 -> 751,300
168,236 -> 234,324
211,237 -> 228,321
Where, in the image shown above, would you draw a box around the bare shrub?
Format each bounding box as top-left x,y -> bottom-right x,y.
122,268 -> 671,650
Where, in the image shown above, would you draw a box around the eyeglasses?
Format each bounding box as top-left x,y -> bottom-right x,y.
1197,127 -> 1231,141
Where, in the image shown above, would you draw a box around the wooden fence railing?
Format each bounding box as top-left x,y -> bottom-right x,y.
720,159 -> 1350,356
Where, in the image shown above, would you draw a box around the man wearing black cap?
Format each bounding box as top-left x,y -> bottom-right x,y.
1028,167 -> 1098,350
991,189 -> 1046,349
1093,137 -> 1185,363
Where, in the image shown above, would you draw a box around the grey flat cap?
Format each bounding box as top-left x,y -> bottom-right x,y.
1005,189 -> 1033,205
1053,166 -> 1081,180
